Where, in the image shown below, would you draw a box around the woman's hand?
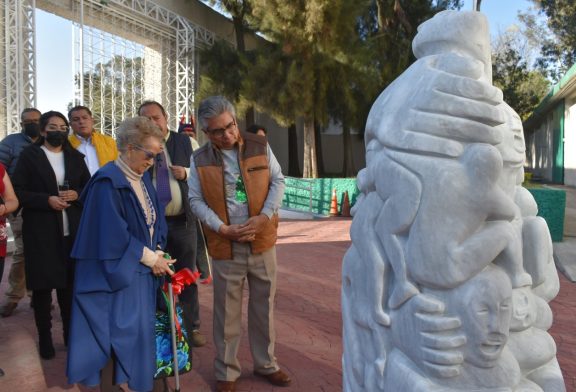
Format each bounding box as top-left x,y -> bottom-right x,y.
152,254 -> 175,276
0,204 -> 6,216
48,196 -> 70,210
58,190 -> 78,202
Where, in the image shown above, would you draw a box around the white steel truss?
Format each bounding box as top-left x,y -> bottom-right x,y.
72,0 -> 210,133
1,0 -> 214,137
1,0 -> 36,135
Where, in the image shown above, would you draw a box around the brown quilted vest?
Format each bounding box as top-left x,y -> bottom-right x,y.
193,133 -> 279,259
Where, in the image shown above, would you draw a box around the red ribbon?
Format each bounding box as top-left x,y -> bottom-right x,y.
162,268 -> 201,338
165,268 -> 201,295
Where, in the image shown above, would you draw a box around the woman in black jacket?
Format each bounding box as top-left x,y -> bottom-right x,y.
12,111 -> 90,360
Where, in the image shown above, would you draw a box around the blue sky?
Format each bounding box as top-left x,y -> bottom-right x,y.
36,1 -> 535,116
462,0 -> 535,34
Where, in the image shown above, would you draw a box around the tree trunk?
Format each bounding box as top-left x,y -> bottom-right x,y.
245,106 -> 255,128
302,116 -> 318,178
232,13 -> 256,126
341,121 -> 354,177
288,123 -> 301,176
314,122 -> 325,177
232,16 -> 245,52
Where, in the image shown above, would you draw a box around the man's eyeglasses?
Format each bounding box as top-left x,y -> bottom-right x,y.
205,120 -> 236,138
133,144 -> 157,160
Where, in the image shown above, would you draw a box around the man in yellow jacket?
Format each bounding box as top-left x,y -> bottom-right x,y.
68,106 -> 118,175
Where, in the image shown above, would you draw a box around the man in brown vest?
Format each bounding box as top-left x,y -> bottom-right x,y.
188,96 -> 289,392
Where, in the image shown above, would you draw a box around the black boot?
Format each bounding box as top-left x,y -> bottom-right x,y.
39,331 -> 55,359
33,290 -> 55,360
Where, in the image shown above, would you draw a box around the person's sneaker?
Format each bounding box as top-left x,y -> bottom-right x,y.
190,330 -> 206,347
0,302 -> 17,318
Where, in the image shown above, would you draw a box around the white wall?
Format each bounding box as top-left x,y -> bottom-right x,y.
564,98 -> 576,186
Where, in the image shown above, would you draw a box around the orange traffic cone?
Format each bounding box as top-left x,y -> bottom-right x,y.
329,189 -> 339,216
340,191 -> 351,217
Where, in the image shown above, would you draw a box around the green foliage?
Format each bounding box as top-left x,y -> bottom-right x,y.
74,55 -> 144,135
197,0 -> 463,176
198,40 -> 244,102
492,41 -> 550,121
529,0 -> 576,81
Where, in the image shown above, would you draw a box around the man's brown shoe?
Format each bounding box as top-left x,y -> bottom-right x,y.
190,330 -> 207,347
254,369 -> 292,387
1,302 -> 17,318
215,380 -> 236,392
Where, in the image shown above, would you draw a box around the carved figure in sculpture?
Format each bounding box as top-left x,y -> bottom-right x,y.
383,265 -> 536,391
363,10 -> 531,292
495,103 -> 565,391
342,9 -> 565,392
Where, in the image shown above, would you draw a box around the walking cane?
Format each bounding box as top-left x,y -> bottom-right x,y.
166,264 -> 181,392
163,255 -> 200,392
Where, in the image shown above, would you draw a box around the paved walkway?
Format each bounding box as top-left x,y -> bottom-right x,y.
0,218 -> 574,391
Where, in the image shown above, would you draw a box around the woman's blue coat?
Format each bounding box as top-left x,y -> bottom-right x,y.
67,162 -> 167,392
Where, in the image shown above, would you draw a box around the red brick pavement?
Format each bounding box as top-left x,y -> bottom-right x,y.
0,218 -> 574,391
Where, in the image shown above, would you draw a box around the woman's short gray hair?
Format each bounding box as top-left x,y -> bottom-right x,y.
197,96 -> 236,130
116,116 -> 163,152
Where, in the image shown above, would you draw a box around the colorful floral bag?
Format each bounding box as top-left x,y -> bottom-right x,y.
154,267 -> 200,379
154,303 -> 192,379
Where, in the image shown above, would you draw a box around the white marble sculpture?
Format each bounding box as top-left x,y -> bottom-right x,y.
342,10 -> 566,392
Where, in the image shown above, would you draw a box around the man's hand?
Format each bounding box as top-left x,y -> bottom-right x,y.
58,190 -> 78,202
48,196 -> 70,211
219,223 -> 256,242
218,214 -> 270,242
170,165 -> 187,180
243,214 -> 269,233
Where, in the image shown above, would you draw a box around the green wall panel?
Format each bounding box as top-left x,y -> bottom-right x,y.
528,187 -> 566,242
282,178 -> 359,216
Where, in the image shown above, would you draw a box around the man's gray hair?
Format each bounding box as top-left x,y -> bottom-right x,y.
197,96 -> 236,130
116,116 -> 163,152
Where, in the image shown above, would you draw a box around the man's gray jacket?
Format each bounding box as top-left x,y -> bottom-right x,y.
0,132 -> 34,175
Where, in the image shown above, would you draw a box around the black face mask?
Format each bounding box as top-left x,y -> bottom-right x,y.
45,131 -> 67,147
23,123 -> 40,139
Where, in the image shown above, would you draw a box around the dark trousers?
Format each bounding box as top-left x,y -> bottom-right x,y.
32,236 -> 74,342
32,287 -> 72,341
0,256 -> 4,283
165,217 -> 200,332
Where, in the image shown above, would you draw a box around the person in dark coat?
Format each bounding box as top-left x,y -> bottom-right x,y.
12,111 -> 91,360
139,101 -> 211,348
66,116 -> 174,392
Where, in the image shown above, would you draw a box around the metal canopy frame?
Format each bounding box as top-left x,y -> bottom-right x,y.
2,0 -> 36,134
0,0 -> 215,137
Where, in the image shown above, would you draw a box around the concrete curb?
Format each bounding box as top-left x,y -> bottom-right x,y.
554,237 -> 576,282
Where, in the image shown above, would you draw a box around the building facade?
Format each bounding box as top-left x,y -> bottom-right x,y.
524,64 -> 576,186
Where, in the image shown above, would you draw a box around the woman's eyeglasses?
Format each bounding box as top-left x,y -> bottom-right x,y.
133,144 -> 157,160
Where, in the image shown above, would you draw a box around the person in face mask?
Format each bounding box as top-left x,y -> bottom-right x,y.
11,111 -> 90,360
0,108 -> 41,318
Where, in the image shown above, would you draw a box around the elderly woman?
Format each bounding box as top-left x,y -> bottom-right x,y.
12,111 -> 90,360
67,117 -> 174,392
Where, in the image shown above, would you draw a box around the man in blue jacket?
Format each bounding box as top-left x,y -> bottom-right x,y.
0,108 -> 41,317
